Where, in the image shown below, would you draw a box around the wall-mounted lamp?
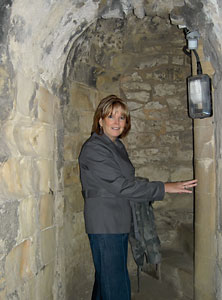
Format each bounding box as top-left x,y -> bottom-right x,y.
188,74 -> 212,119
177,27 -> 213,118
187,48 -> 212,119
186,30 -> 200,50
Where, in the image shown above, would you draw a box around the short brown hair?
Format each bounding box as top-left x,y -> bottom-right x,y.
92,95 -> 131,138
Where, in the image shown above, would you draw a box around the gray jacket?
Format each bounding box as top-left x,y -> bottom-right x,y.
78,132 -> 165,234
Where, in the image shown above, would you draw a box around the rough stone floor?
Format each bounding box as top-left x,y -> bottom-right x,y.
80,272 -> 188,300
131,272 -> 182,300
78,250 -> 193,300
130,250 -> 193,300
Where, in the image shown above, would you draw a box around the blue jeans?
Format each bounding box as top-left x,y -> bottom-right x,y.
88,234 -> 131,300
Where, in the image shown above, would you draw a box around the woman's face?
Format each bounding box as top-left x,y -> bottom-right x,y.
99,105 -> 126,142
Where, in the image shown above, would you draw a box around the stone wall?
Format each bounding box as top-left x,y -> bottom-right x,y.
0,20 -> 64,295
0,72 -> 64,298
0,0 -> 221,299
61,82 -> 99,298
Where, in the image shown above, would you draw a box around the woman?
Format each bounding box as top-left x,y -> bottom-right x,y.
78,95 -> 197,300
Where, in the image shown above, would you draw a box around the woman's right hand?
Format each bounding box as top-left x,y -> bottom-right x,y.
164,179 -> 198,194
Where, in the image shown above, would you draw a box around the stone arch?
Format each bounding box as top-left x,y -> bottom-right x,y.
61,12 -> 194,299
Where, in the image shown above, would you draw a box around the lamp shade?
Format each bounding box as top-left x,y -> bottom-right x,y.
187,74 -> 212,119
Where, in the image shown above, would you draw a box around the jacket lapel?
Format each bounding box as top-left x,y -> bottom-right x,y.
95,133 -> 135,179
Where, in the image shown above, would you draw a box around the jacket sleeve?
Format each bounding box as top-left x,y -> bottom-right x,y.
79,142 -> 165,202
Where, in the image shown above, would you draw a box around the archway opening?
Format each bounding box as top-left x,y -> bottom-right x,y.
61,14 -> 194,299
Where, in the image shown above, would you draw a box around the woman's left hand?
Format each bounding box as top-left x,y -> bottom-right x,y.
164,179 -> 198,194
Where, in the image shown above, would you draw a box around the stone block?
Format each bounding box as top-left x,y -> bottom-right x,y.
195,224 -> 216,260
13,123 -> 36,156
0,157 -> 38,197
0,66 -> 14,122
159,133 -> 180,145
136,163 -> 170,182
171,106 -> 191,121
64,184 -> 83,213
70,62 -> 98,87
144,108 -> 170,121
40,194 -> 54,230
29,124 -> 54,158
64,161 -> 79,187
194,159 -> 216,195
217,159 -> 222,194
54,106 -> 64,135
159,194 -> 193,213
130,147 -> 171,162
78,111 -> 94,135
5,240 -> 35,293
195,257 -> 215,298
126,101 -> 144,111
16,72 -> 37,117
195,287 -> 216,300
132,0 -> 145,19
110,54 -> 133,72
64,212 -> 91,264
145,101 -> 165,110
0,73 -> 14,122
8,276 -> 37,300
153,66 -> 186,82
53,191 -> 64,228
64,133 -> 89,161
130,109 -> 149,121
195,193 -> 216,234
166,97 -> 183,108
35,159 -> 54,194
3,122 -> 20,156
166,120 -> 187,132
130,116 -> 166,135
130,117 -> 148,133
64,108 -> 93,135
21,276 -> 37,300
121,72 -> 143,83
0,269 -> 6,293
0,200 -> 19,257
121,81 -> 151,92
69,82 -> 99,111
217,231 -> 222,266
194,117 -> 214,128
0,67 -> 9,92
172,55 -> 184,65
137,56 -> 169,69
63,106 -> 80,133
37,262 -> 54,300
35,87 -> 55,124
216,262 -> 222,300
65,211 -> 85,237
125,91 -> 150,103
40,227 -> 56,265
18,197 -> 36,240
194,124 -> 215,159
171,166 -> 193,181
13,122 -> 54,158
125,132 -> 157,149
0,133 -> 10,163
64,214 -> 94,300
0,288 -> 6,299
175,149 -> 193,162
143,101 -> 169,120
96,72 -> 120,95
153,83 -> 179,97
